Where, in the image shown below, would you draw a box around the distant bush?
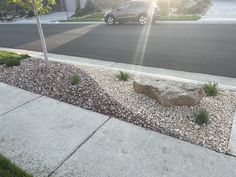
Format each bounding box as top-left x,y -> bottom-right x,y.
158,0 -> 171,16
85,0 -> 95,12
5,58 -> 21,67
195,108 -> 209,125
75,0 -> 98,17
203,82 -> 218,96
156,0 -> 211,16
117,71 -> 130,81
177,0 -> 211,15
26,10 -> 34,18
75,8 -> 87,17
70,74 -> 81,85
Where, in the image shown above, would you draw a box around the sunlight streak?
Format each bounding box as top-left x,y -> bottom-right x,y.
17,24 -> 98,51
132,5 -> 155,69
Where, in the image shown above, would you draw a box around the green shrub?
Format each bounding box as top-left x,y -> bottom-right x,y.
27,10 -> 35,18
158,0 -> 171,16
0,51 -> 29,65
5,58 -> 21,67
203,82 -> 218,96
70,74 -> 81,85
85,0 -> 95,13
177,0 -> 211,15
19,54 -> 30,59
74,0 -> 96,17
0,58 -> 5,65
195,109 -> 209,125
75,8 -> 87,17
117,71 -> 130,81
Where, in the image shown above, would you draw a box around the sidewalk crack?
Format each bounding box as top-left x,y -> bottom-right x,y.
47,117 -> 111,177
0,95 -> 43,117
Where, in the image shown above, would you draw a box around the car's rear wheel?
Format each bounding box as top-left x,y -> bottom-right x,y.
106,15 -> 115,25
138,15 -> 148,25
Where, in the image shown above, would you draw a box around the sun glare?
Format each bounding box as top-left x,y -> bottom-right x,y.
132,5 -> 155,69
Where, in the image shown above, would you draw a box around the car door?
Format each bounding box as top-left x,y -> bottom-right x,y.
113,2 -> 131,21
128,1 -> 144,20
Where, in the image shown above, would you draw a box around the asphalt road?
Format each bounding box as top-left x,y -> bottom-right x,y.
0,24 -> 236,77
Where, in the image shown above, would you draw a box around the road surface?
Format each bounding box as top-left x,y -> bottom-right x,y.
0,23 -> 236,77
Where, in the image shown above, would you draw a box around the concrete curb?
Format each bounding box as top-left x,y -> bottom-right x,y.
229,110 -> 236,157
1,21 -> 236,25
1,47 -> 236,90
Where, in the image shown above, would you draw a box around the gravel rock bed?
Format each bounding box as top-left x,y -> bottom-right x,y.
0,59 -> 147,124
1,58 -> 236,153
81,65 -> 236,153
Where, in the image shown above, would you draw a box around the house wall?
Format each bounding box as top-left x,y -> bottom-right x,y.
51,0 -> 64,11
80,0 -> 88,8
94,0 -> 201,10
64,0 -> 93,11
94,0 -> 154,9
64,0 -> 77,12
94,0 -> 125,9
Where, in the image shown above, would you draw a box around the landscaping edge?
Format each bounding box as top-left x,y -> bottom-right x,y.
229,110 -> 236,156
1,47 -> 236,90
1,48 -> 236,155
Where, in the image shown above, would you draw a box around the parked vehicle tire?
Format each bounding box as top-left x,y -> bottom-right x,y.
138,14 -> 148,25
106,15 -> 115,25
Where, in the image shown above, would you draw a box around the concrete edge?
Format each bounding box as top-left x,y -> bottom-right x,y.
1,21 -> 236,25
229,110 -> 236,157
1,47 -> 236,90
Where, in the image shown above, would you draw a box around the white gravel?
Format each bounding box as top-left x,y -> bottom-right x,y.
81,65 -> 236,153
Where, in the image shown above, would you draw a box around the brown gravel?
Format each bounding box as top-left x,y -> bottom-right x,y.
0,59 -> 145,124
81,65 -> 236,153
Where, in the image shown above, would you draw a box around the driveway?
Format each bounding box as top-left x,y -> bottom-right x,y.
201,0 -> 236,22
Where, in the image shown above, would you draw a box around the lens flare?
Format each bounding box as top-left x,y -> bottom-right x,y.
132,5 -> 155,70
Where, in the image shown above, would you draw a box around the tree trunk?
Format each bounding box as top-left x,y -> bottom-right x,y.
77,0 -> 81,9
33,0 -> 49,64
1,11 -> 5,21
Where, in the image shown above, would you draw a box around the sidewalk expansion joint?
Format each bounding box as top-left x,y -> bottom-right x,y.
0,95 -> 43,117
47,117 -> 112,177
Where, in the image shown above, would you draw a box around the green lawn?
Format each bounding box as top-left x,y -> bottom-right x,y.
0,153 -> 33,177
63,12 -> 201,22
0,51 -> 29,65
63,12 -> 104,22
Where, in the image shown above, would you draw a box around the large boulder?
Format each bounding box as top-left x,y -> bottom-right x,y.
133,79 -> 205,106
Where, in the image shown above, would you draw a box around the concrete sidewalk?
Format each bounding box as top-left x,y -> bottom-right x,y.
11,12 -> 74,24
0,82 -> 236,177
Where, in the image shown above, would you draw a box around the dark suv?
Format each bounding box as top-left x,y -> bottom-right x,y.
104,0 -> 160,25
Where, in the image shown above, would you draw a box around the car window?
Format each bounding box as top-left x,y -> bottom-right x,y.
117,2 -> 130,10
129,1 -> 144,8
